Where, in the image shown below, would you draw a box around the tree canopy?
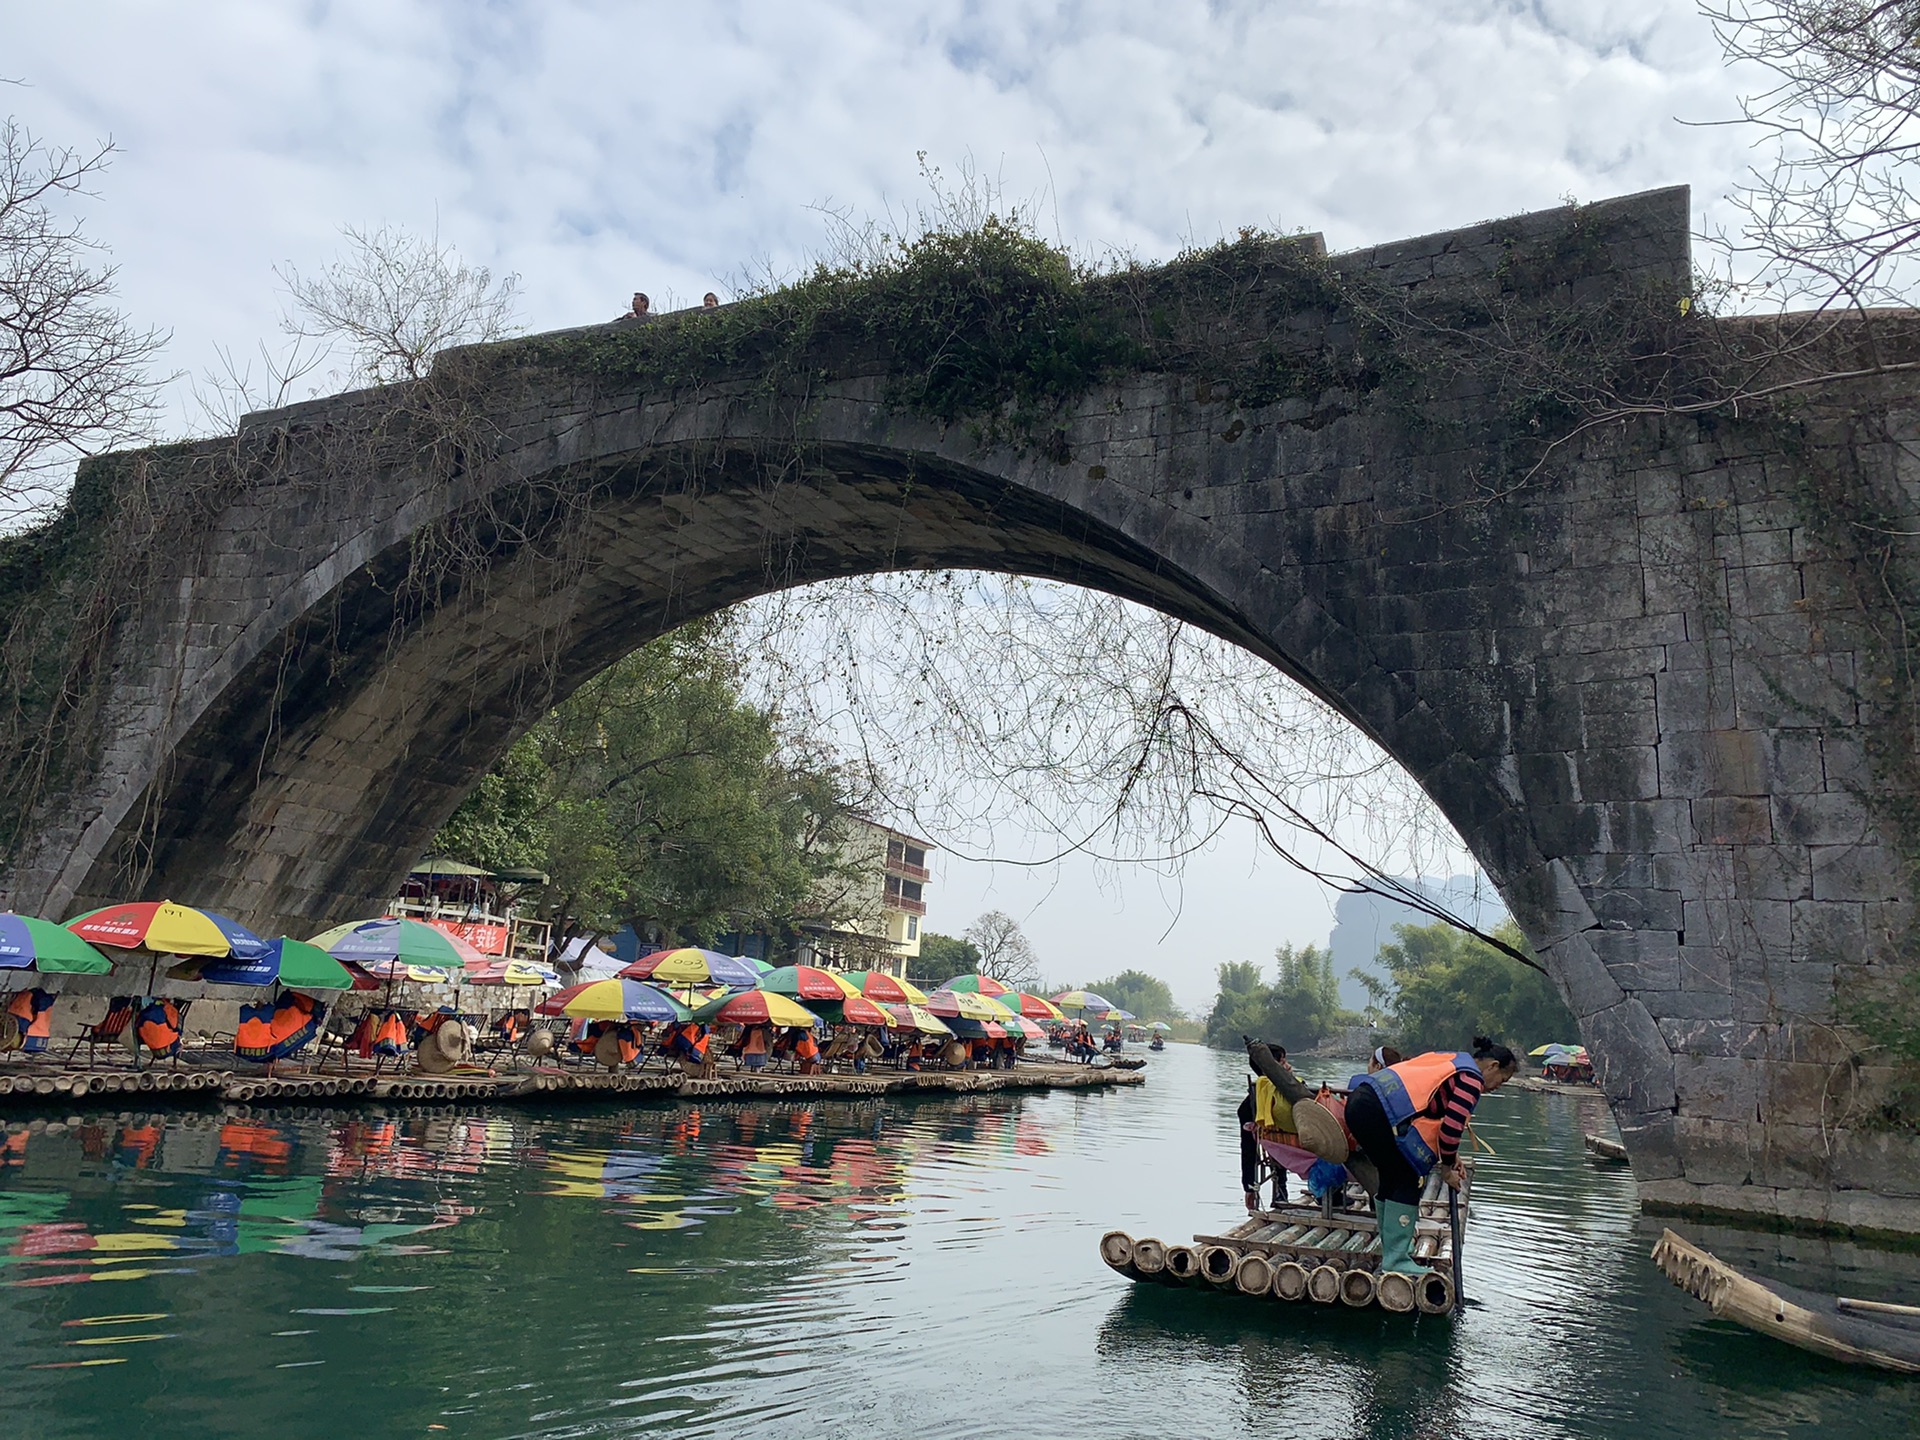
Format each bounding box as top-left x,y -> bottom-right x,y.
1363,919 -> 1576,1055
912,931 -> 981,985
1203,943 -> 1350,1052
1082,969 -> 1179,1022
433,620 -> 867,952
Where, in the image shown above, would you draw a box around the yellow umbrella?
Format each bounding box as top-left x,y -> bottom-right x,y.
886,1003 -> 954,1036
926,988 -> 1008,1022
691,989 -> 821,1027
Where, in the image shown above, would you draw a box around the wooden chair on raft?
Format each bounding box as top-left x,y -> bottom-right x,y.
68,998 -> 138,1069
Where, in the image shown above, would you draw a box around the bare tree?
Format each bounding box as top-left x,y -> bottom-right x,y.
278,223 -> 522,387
0,116 -> 165,523
964,909 -> 1042,992
1705,1 -> 1920,308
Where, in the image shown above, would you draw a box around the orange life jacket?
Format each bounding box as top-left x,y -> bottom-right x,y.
7,989 -> 54,1050
1379,1050 -> 1478,1157
372,1012 -> 408,1056
137,999 -> 182,1057
687,1025 -> 711,1059
615,1024 -> 642,1066
742,1025 -> 769,1056
236,1002 -> 276,1060
794,1031 -> 819,1061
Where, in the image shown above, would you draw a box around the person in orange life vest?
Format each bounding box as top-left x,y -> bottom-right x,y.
740,1023 -> 772,1071
665,1022 -> 709,1063
136,999 -> 183,1059
7,988 -> 56,1053
236,1001 -> 277,1061
792,1027 -> 821,1074
614,1023 -> 643,1066
1345,1036 -> 1518,1275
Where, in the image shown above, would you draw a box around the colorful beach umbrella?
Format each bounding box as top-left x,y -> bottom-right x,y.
190,937 -> 355,991
940,973 -> 1014,996
0,914 -> 113,974
738,956 -> 776,976
760,965 -> 861,1001
848,971 -> 928,1005
1049,989 -> 1116,1014
67,900 -> 272,960
536,978 -> 690,1022
993,990 -> 1065,1021
884,1003 -> 954,1036
812,995 -> 896,1027
309,916 -> 487,972
619,948 -> 761,988
1147,1021 -> 1173,1032
690,990 -> 820,1027
996,1014 -> 1046,1041
924,988 -> 1009,1022
945,1017 -> 1009,1039
466,959 -> 560,986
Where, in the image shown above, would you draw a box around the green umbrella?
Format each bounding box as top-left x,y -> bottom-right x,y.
0,913 -> 114,974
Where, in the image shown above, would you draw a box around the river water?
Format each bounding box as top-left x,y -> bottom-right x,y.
2,1045 -> 1916,1440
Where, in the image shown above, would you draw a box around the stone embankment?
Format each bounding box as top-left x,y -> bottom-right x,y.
0,1063 -> 1143,1110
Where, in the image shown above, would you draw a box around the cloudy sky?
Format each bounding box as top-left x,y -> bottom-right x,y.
7,2 -> 1767,1009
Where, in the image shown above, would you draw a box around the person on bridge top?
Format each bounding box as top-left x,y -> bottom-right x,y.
1344,1036 -> 1519,1275
702,291 -> 719,307
624,292 -> 650,319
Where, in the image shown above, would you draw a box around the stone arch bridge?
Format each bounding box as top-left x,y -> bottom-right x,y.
4,187 -> 1917,1235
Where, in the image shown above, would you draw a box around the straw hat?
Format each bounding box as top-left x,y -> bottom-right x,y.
593,1031 -> 623,1070
417,1041 -> 453,1074
1291,1095 -> 1350,1164
526,1029 -> 555,1059
435,1020 -> 471,1064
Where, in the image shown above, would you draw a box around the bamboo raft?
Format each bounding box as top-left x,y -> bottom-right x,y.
1652,1229 -> 1920,1375
0,1061 -> 1144,1110
1100,1166 -> 1467,1315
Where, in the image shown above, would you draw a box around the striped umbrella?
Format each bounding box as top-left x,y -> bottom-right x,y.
883,1003 -> 954,1036
1048,989 -> 1116,1015
811,995 -> 896,1027
0,914 -> 112,974
619,948 -> 761,988
996,1014 -> 1046,1041
925,988 -> 1010,1022
847,971 -> 929,1005
465,959 -> 561,986
940,973 -> 1014,996
190,937 -> 355,991
309,916 -> 487,973
993,991 -> 1065,1021
691,989 -> 820,1027
945,1017 -> 1009,1039
536,978 -> 689,1022
68,900 -> 273,961
760,965 -> 860,1001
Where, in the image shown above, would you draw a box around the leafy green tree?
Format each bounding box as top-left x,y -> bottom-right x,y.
433,621 -> 866,951
1085,969 -> 1178,1022
913,932 -> 981,985
1364,919 -> 1576,1055
1204,943 -> 1350,1052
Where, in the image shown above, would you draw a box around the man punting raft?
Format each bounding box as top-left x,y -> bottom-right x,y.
1102,1032 -> 1519,1313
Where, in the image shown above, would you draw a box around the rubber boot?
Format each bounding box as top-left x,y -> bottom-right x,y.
1376,1199 -> 1430,1275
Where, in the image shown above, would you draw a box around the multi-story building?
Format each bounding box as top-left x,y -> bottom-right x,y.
794,819 -> 932,978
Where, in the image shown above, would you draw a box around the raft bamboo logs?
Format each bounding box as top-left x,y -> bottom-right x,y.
1272,1261 -> 1310,1301
1165,1245 -> 1200,1284
1376,1271 -> 1417,1313
1415,1271 -> 1456,1315
1339,1268 -> 1379,1307
1100,1232 -> 1139,1280
1132,1237 -> 1168,1282
1199,1245 -> 1240,1288
1307,1265 -> 1342,1304
1233,1252 -> 1275,1297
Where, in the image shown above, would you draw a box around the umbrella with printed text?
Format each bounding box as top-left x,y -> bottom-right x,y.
466,959 -> 561,987
759,965 -> 861,1002
847,971 -> 929,1005
944,1017 -> 1009,1039
68,900 -> 274,962
184,937 -> 356,991
939,974 -> 1015,996
994,1014 -> 1045,1041
811,994 -> 898,1027
0,914 -> 113,974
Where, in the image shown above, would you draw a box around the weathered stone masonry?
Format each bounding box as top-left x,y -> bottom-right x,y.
5,186 -> 1918,1235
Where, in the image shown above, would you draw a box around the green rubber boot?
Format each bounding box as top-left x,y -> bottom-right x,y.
1376,1199 -> 1430,1275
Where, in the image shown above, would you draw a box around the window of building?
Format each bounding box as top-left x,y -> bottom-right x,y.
907,916 -> 918,940
901,880 -> 923,902
884,875 -> 901,897
887,839 -> 904,864
904,845 -> 926,868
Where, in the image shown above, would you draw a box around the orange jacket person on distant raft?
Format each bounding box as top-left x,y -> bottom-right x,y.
793,1028 -> 821,1075
267,992 -> 324,1060
137,999 -> 183,1059
372,1012 -> 408,1057
6,988 -> 56,1053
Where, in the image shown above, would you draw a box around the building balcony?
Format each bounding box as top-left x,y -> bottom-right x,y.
885,859 -> 931,882
886,896 -> 928,917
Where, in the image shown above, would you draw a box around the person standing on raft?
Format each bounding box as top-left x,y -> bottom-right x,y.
1343,1036 -> 1519,1275
1239,1038 -> 1315,1210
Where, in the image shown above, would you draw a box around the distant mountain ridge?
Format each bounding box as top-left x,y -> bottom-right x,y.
1327,876 -> 1507,1011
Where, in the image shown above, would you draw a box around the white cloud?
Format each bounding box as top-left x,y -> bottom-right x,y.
2,1 -> 1765,1007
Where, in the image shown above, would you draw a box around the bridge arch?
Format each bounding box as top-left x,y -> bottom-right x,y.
7,185 -> 1919,1234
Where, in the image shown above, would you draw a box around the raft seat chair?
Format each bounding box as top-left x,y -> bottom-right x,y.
68,997 -> 138,1069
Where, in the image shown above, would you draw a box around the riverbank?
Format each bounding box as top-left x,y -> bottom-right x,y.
0,1059 -> 1145,1110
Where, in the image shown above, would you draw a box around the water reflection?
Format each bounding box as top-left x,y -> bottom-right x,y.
0,1053 -> 1915,1439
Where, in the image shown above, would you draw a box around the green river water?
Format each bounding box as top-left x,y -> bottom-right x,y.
1,1044 -> 1916,1440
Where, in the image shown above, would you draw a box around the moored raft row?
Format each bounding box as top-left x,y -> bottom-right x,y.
0,1061 -> 1145,1110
